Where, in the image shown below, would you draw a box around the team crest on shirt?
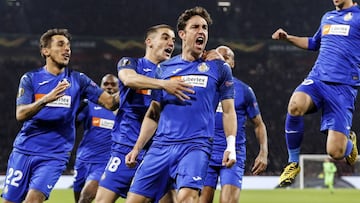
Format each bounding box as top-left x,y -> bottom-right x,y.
197,62 -> 209,72
61,78 -> 71,88
344,12 -> 353,21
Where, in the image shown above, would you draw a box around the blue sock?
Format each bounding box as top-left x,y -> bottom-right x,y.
285,113 -> 304,163
344,139 -> 353,157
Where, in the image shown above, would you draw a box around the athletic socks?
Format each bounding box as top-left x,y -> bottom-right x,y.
285,113 -> 304,163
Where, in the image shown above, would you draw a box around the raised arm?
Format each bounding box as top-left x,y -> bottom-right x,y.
272,28 -> 309,50
125,100 -> 161,168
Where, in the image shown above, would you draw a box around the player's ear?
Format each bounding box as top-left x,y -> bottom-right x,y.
41,48 -> 50,58
145,37 -> 152,48
178,30 -> 185,40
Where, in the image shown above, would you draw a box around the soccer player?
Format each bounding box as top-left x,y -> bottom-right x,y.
94,24 -> 194,203
272,0 -> 359,187
1,28 -> 118,203
200,46 -> 268,203
323,157 -> 337,193
73,74 -> 119,203
125,6 -> 237,203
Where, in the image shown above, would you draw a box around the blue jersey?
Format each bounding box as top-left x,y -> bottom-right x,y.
307,6 -> 360,86
213,78 -> 260,153
111,57 -> 156,147
76,101 -> 115,162
152,55 -> 234,144
15,67 -> 103,161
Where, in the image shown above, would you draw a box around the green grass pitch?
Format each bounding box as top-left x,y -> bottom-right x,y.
38,189 -> 360,203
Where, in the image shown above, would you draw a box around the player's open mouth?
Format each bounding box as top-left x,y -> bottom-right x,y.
196,37 -> 204,45
164,48 -> 173,56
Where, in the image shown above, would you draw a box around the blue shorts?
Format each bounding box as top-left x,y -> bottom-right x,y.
204,144 -> 245,189
129,142 -> 211,202
73,160 -> 108,192
98,144 -> 144,198
295,78 -> 357,136
1,151 -> 66,202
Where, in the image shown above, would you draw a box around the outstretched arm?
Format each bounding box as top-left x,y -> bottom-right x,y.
250,114 -> 268,175
272,28 -> 309,49
125,100 -> 161,168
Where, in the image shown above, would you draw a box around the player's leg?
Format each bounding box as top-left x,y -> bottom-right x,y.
279,79 -> 319,187
176,146 -> 210,203
218,159 -> 244,203
24,189 -> 46,203
200,164 -> 219,203
200,186 -> 216,203
95,151 -> 136,203
158,190 -> 178,203
220,185 -> 240,203
279,91 -> 314,187
26,156 -> 67,203
73,161 -> 87,203
95,186 -> 119,203
79,180 -> 100,203
323,83 -> 357,164
79,162 -> 107,203
126,145 -> 171,203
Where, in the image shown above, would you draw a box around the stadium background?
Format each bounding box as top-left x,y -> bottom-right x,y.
0,0 -> 359,179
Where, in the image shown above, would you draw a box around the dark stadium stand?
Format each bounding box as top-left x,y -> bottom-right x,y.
0,0 -> 359,176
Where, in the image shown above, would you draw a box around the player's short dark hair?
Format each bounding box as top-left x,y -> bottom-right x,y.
39,28 -> 71,57
177,6 -> 213,31
145,24 -> 174,40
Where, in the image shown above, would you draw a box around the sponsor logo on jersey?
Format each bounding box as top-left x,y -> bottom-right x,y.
94,106 -> 102,110
47,184 -> 53,189
92,117 -> 115,129
35,94 -> 72,108
136,89 -> 152,95
197,62 -> 209,72
322,24 -> 350,36
171,75 -> 208,87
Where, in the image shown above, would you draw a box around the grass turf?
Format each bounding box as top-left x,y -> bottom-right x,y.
32,189 -> 360,203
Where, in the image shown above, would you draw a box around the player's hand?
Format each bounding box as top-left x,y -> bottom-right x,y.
251,153 -> 268,175
202,49 -> 225,61
222,150 -> 236,168
125,149 -> 139,168
43,80 -> 70,104
271,28 -> 288,40
163,80 -> 195,101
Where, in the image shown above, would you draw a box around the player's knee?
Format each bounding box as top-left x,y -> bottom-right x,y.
327,148 -> 345,160
287,105 -> 305,116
